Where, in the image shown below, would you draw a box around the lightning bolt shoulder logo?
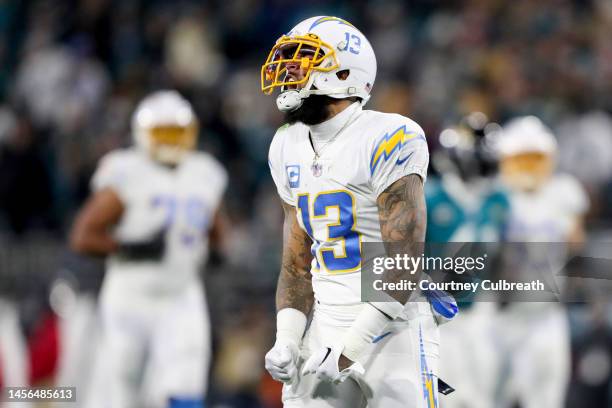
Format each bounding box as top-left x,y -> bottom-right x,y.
369,125 -> 425,175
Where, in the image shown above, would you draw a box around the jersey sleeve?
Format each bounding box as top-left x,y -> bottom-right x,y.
206,157 -> 229,210
369,121 -> 429,198
91,151 -> 131,202
556,174 -> 590,216
268,126 -> 296,206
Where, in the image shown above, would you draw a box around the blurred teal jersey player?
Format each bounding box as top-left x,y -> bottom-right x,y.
426,112 -> 509,243
426,177 -> 509,242
426,113 -> 510,408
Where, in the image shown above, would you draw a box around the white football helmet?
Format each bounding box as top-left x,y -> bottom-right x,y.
261,16 -> 377,112
132,90 -> 198,165
497,116 -> 558,191
497,115 -> 557,157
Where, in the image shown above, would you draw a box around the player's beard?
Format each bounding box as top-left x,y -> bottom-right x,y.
284,94 -> 335,125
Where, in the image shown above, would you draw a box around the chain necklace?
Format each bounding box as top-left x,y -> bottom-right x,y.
308,107 -> 360,177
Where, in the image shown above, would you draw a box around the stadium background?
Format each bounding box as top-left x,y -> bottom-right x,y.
0,0 -> 611,406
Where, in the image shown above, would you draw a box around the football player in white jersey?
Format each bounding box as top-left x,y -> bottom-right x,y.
70,90 -> 227,408
493,116 -> 589,408
261,16 -> 442,408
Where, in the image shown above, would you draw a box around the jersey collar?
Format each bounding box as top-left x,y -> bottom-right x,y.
308,102 -> 362,143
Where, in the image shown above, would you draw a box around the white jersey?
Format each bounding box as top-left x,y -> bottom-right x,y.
506,174 -> 588,242
92,148 -> 227,296
268,103 -> 429,306
504,174 -> 588,306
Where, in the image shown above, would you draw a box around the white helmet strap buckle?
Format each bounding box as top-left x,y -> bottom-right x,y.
276,90 -> 304,112
276,84 -> 367,112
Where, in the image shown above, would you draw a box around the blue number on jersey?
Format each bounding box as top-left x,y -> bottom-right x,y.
152,195 -> 178,227
152,195 -> 210,246
297,194 -> 321,270
298,191 -> 361,273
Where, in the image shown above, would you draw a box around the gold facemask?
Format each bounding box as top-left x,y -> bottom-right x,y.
261,33 -> 339,95
500,152 -> 554,191
148,124 -> 197,151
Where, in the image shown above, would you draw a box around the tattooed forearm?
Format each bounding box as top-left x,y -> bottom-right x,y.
376,174 -> 427,303
276,201 -> 315,314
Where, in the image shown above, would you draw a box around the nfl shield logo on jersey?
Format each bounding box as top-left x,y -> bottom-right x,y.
286,165 -> 300,188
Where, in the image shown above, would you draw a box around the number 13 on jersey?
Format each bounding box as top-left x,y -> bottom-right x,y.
297,190 -> 362,273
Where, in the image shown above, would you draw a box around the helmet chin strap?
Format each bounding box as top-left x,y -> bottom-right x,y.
276,87 -> 369,112
276,90 -> 304,112
276,71 -> 371,112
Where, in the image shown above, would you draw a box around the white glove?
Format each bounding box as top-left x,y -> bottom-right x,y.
265,338 -> 301,384
301,344 -> 365,384
265,308 -> 307,384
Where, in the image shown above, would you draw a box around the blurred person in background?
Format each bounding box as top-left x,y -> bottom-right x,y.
555,110 -> 612,220
427,112 -> 507,242
69,90 -> 228,408
0,106 -> 54,234
566,296 -> 612,408
493,116 -> 589,408
426,112 -> 509,408
52,253 -> 105,408
0,297 -> 32,408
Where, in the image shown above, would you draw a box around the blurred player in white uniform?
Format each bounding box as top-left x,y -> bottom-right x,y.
70,91 -> 227,408
493,116 -> 588,408
261,16 -> 450,408
427,113 -> 509,408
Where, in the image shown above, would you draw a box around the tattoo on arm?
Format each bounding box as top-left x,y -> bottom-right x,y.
376,174 -> 427,303
276,201 -> 315,315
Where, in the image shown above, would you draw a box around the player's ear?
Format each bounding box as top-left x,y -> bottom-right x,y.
336,69 -> 350,80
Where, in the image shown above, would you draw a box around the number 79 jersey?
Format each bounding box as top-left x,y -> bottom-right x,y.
92,148 -> 227,294
268,106 -> 429,306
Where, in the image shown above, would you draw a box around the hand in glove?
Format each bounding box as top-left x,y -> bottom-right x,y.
265,338 -> 301,385
301,344 -> 365,384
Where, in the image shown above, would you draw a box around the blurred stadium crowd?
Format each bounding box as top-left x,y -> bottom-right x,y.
0,0 -> 612,407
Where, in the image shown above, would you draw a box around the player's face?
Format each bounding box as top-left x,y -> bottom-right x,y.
262,34 -> 335,96
265,39 -> 340,125
149,125 -> 194,146
279,45 -> 319,90
146,123 -> 197,165
500,152 -> 554,192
